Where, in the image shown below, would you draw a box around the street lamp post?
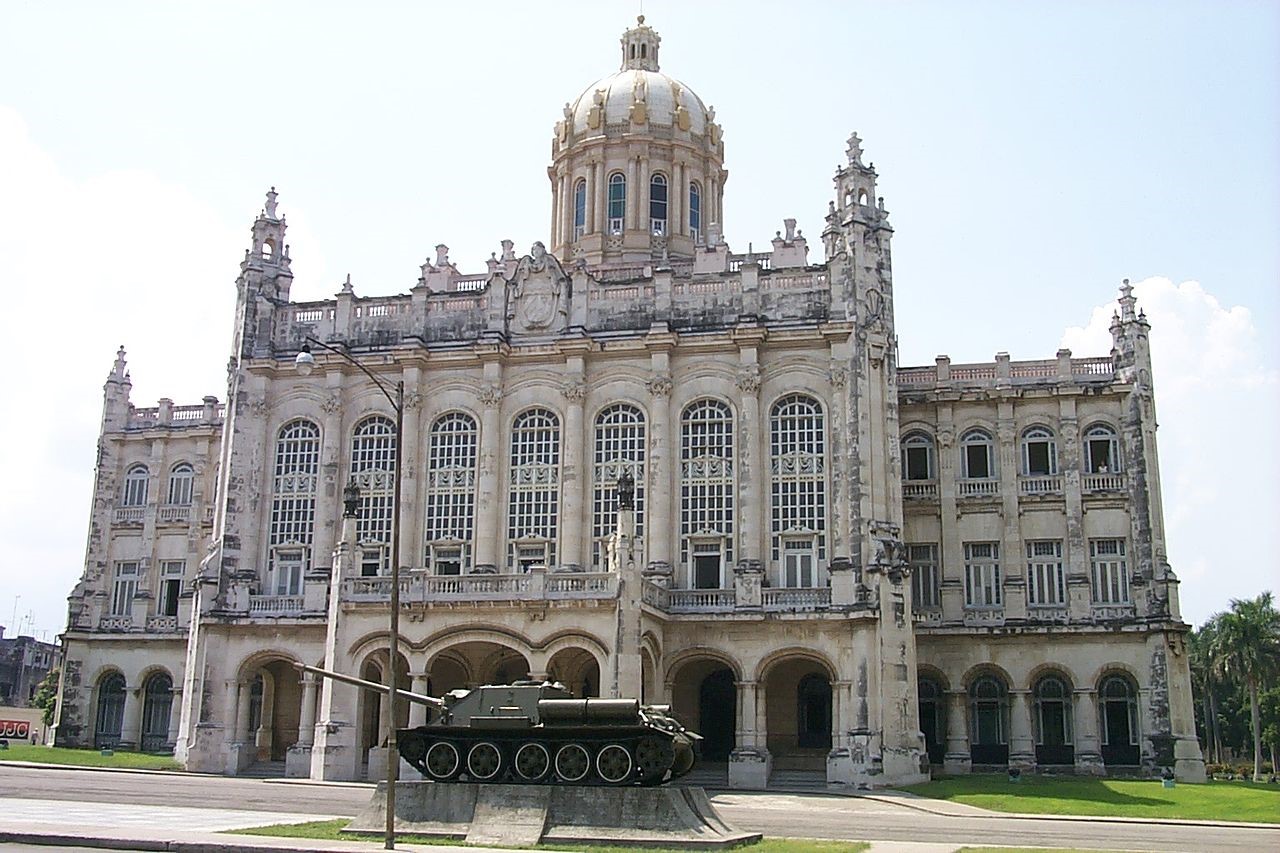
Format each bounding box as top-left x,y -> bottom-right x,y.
296,338 -> 404,850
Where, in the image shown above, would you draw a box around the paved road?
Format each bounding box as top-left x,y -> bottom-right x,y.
0,764 -> 1275,852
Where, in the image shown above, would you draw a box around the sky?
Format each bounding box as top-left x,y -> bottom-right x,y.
0,0 -> 1275,641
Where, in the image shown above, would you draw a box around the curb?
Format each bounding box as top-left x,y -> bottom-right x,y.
0,759 -> 217,779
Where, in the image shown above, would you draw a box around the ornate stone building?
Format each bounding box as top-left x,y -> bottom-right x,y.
53,18 -> 1204,786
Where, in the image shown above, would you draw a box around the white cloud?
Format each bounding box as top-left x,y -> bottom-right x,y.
1063,277 -> 1280,626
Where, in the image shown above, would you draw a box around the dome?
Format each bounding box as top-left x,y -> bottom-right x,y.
559,17 -> 715,142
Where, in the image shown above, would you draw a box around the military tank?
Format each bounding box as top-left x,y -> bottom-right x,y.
296,663 -> 700,786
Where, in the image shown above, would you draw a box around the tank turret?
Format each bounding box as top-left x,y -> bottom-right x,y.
296,664 -> 699,786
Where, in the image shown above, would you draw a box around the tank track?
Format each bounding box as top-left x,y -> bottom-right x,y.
399,725 -> 690,786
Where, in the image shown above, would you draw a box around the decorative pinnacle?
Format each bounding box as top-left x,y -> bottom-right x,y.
264,187 -> 278,219
846,132 -> 864,167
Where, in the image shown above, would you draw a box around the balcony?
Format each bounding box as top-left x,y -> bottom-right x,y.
145,615 -> 180,632
157,505 -> 191,525
962,608 -> 1005,627
341,571 -> 619,605
903,480 -> 938,500
1019,475 -> 1063,496
667,588 -> 735,613
1083,473 -> 1126,493
1091,603 -> 1136,621
248,595 -> 306,615
912,607 -> 943,627
957,479 -> 999,498
1028,605 -> 1070,624
98,615 -> 133,631
762,587 -> 831,611
113,506 -> 145,525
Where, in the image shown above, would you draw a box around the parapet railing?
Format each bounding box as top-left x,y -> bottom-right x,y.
898,356 -> 1114,388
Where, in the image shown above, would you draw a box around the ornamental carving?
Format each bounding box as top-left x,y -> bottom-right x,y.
320,393 -> 341,415
561,380 -> 587,404
245,396 -> 268,417
647,373 -> 673,396
736,365 -> 761,395
404,390 -> 423,410
507,241 -> 569,335
478,384 -> 503,408
828,361 -> 848,388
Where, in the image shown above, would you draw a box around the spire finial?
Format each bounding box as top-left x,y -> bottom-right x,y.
264,187 -> 278,219
846,132 -> 864,167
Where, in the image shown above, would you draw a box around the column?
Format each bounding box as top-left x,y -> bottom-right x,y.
737,364 -> 764,567
627,157 -> 639,229
297,675 -> 319,748
235,679 -> 253,743
399,367 -> 423,570
313,371 -> 344,574
943,689 -> 971,774
1009,689 -> 1035,769
830,680 -> 846,749
560,174 -> 572,248
560,383 -> 586,570
646,373 -> 672,571
474,386 -> 503,571
120,685 -> 143,750
408,672 -> 430,727
670,162 -> 684,236
735,680 -> 759,750
223,679 -> 241,740
639,157 -> 650,233
728,679 -> 770,789
585,162 -> 597,235
1073,689 -> 1104,774
166,686 -> 183,747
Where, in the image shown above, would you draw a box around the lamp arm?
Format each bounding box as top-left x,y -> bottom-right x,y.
302,336 -> 400,411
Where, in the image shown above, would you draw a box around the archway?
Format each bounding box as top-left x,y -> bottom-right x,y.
763,656 -> 832,770
94,672 -> 125,749
669,657 -> 737,762
918,677 -> 945,765
426,641 -> 531,689
1099,674 -> 1140,766
546,647 -> 600,698
1033,674 -> 1074,766
356,650 -> 410,765
140,672 -> 173,753
969,674 -> 1009,766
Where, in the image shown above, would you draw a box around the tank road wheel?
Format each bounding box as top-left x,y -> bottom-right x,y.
514,742 -> 551,782
635,736 -> 675,784
466,741 -> 503,781
554,743 -> 592,783
424,741 -> 461,781
595,743 -> 634,785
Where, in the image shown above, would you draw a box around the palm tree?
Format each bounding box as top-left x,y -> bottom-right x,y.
1190,617 -> 1224,763
1211,592 -> 1280,782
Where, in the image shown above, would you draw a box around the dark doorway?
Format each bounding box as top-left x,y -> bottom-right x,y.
94,672 -> 126,749
918,679 -> 945,764
694,555 -> 721,589
140,673 -> 173,753
698,668 -> 736,760
796,674 -> 832,749
1100,676 -> 1140,766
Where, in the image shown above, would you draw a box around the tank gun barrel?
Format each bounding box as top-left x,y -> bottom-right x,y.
292,662 -> 445,709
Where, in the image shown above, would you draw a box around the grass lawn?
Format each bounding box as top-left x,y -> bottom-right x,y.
903,774 -> 1280,823
0,744 -> 181,771
233,819 -> 869,851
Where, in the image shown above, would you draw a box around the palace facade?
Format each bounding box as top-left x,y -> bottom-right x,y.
53,18 -> 1205,786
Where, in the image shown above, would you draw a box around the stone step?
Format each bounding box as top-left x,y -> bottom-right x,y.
240,760 -> 286,778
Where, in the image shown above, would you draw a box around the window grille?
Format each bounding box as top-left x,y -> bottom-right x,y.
592,404 -> 646,569
963,542 -> 1001,607
167,463 -> 194,506
425,412 -> 477,573
909,543 -> 941,608
1026,540 -> 1065,605
680,400 -> 734,572
770,394 -> 826,580
268,420 -> 319,591
1089,538 -> 1129,603
507,409 -> 561,569
350,416 -> 396,574
122,465 -> 149,507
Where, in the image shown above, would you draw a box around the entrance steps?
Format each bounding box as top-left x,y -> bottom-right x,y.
768,768 -> 827,790
240,760 -> 286,778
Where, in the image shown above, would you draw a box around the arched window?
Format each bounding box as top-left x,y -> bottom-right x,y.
902,432 -> 934,481
141,672 -> 173,753
573,179 -> 586,240
607,173 -> 626,234
680,400 -> 734,589
918,677 -> 945,764
969,675 -> 1009,765
592,404 -> 646,569
1099,674 -> 1140,765
268,419 -> 320,596
960,429 -> 995,479
94,672 -> 126,749
770,394 -> 826,588
1084,424 -> 1121,474
649,173 -> 668,235
166,463 -> 194,506
1033,675 -> 1074,765
351,416 -> 397,577
1021,426 -> 1057,476
122,464 -> 149,507
689,182 -> 702,242
425,412 -> 478,575
508,408 -> 561,570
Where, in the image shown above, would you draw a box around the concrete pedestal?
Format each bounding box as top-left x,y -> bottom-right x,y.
284,744 -> 311,778
728,747 -> 771,789
346,781 -> 760,849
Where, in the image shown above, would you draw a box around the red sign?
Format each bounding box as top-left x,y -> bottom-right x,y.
0,720 -> 31,739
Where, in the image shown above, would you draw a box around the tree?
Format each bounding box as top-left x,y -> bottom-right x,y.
1211,592 -> 1280,782
31,668 -> 59,730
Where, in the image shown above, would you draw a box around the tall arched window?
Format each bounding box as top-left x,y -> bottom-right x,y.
960,428 -> 995,479
508,408 -> 561,570
680,400 -> 734,589
573,179 -> 586,240
902,432 -> 934,481
649,173 -> 668,235
592,404 -> 646,569
424,412 -> 477,575
1021,426 -> 1058,476
918,677 -> 945,764
1084,424 -> 1122,474
167,463 -> 194,506
969,675 -> 1009,765
1034,674 -> 1074,766
94,672 -> 126,749
268,419 -> 320,596
122,464 -> 149,507
1099,674 -> 1140,765
770,394 -> 826,588
351,416 -> 397,577
607,173 -> 626,234
689,182 -> 702,242
141,672 -> 173,753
